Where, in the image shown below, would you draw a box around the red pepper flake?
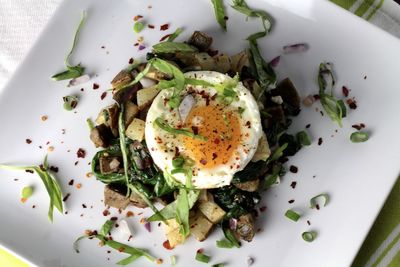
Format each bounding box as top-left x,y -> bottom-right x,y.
191,126 -> 199,135
80,88 -> 84,92
290,181 -> 297,189
213,138 -> 220,144
101,46 -> 105,49
103,209 -> 110,216
352,123 -> 366,130
126,211 -> 134,217
159,34 -> 171,42
110,216 -> 118,221
156,259 -> 163,265
197,248 -> 204,254
50,166 -> 59,173
134,42 -> 139,47
289,165 -> 298,173
63,193 -> 71,202
259,206 -> 267,212
26,170 -> 34,174
128,58 -> 134,64
316,204 -> 320,210
212,153 -> 218,160
306,124 -> 311,129
32,205 -> 36,209
318,137 -> 323,146
313,94 -> 320,100
224,15 -> 229,20
245,121 -> 251,128
26,139 -> 32,144
307,220 -> 311,225
288,199 -> 295,204
76,183 -> 82,189
342,86 -> 350,97
82,204 -> 87,208
200,159 -> 207,165
160,23 -> 169,31
148,24 -> 155,29
133,15 -> 143,21
207,50 -> 219,57
74,161 -> 79,166
118,247 -> 125,253
364,75 -> 367,80
77,148 -> 86,158
93,83 -> 100,90
347,98 -> 358,109
101,91 -> 107,100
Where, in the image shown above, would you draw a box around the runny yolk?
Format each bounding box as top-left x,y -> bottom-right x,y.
183,104 -> 241,169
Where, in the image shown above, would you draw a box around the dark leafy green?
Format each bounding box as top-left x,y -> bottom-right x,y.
0,155 -> 63,222
51,11 -> 86,81
73,220 -> 156,265
278,133 -> 301,157
262,163 -> 284,190
211,0 -> 227,31
232,160 -> 268,183
296,131 -> 311,146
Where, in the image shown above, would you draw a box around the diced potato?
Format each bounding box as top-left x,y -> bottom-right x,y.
164,219 -> 185,248
190,212 -> 214,241
198,202 -> 226,224
230,51 -> 250,73
251,132 -> 271,162
195,53 -> 215,70
124,101 -> 139,125
111,70 -> 133,89
137,86 -> 160,110
129,191 -> 148,208
214,54 -> 231,73
125,118 -> 145,141
104,185 -> 130,210
234,179 -> 260,192
235,213 -> 255,242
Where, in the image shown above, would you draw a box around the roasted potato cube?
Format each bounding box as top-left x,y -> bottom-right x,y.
104,185 -> 130,210
234,179 -> 260,192
137,86 -> 159,110
125,118 -> 145,141
230,50 -> 250,73
129,191 -> 148,208
90,124 -> 113,148
188,31 -> 213,51
235,213 -> 255,242
111,70 -> 133,89
214,54 -> 231,73
198,202 -> 226,223
190,212 -> 214,241
164,219 -> 185,248
195,53 -> 215,70
99,156 -> 121,174
251,133 -> 271,162
124,101 -> 139,125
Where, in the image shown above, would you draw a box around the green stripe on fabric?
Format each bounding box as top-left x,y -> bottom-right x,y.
330,0 -> 359,10
355,0 -> 375,17
388,249 -> 400,267
372,232 -> 400,267
352,178 -> 400,267
366,0 -> 385,20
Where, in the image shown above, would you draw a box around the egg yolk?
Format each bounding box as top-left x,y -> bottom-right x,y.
183,104 -> 241,169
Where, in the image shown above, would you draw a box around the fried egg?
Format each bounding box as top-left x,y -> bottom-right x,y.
145,71 -> 262,188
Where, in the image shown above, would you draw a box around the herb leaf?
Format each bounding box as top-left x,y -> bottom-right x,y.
296,131 -> 311,146
350,131 -> 369,143
318,63 -> 347,127
52,11 -> 87,81
74,220 -> 156,264
133,22 -> 145,33
154,117 -> 207,141
152,42 -> 198,53
0,155 -> 63,222
166,28 -> 184,42
211,0 -> 227,31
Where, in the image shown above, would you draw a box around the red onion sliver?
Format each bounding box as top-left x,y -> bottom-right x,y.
283,43 -> 309,54
144,222 -> 151,232
229,218 -> 238,230
138,45 -> 146,51
68,74 -> 90,87
269,55 -> 281,68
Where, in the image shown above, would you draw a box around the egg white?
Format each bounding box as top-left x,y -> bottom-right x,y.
145,71 -> 262,189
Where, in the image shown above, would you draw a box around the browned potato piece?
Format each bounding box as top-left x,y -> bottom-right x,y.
198,202 -> 226,223
111,70 -> 133,89
188,31 -> 213,51
251,133 -> 270,162
137,86 -> 160,110
104,185 -> 130,210
230,51 -> 250,73
99,156 -> 121,174
190,212 -> 214,241
90,124 -> 113,148
124,101 -> 139,125
129,191 -> 148,208
164,219 -> 185,248
214,54 -> 231,73
125,118 -> 145,142
234,179 -> 260,192
235,213 -> 255,242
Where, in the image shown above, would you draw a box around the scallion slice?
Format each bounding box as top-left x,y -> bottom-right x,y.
309,193 -> 329,209
285,209 -> 300,222
195,251 -> 211,263
302,231 -> 317,242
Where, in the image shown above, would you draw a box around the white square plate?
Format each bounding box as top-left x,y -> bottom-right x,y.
1,0 -> 400,266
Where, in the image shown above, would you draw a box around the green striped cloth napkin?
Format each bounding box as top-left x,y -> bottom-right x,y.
0,1 -> 400,267
332,1 -> 400,267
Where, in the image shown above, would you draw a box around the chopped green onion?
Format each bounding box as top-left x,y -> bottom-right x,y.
133,21 -> 145,33
296,131 -> 311,146
172,157 -> 185,168
195,251 -> 211,263
269,143 -> 288,162
154,118 -> 207,141
21,186 -> 33,200
223,228 -> 241,248
216,238 -> 234,248
350,131 -> 369,143
285,209 -> 300,222
63,95 -> 78,111
212,264 -> 225,267
170,255 -> 177,266
302,231 -> 317,242
211,0 -> 227,31
309,193 -> 329,209
86,118 -> 95,130
166,28 -> 183,42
